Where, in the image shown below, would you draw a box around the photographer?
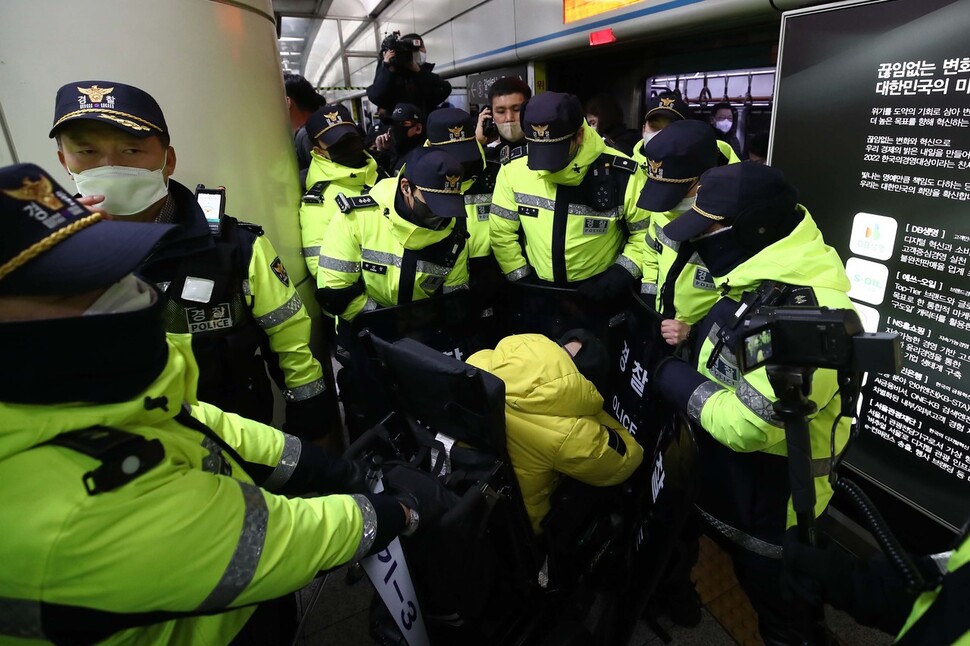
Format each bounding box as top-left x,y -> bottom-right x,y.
651,162 -> 855,644
366,32 -> 452,117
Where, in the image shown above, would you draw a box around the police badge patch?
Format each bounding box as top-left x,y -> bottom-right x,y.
270,256 -> 289,286
583,218 -> 609,235
186,303 -> 233,334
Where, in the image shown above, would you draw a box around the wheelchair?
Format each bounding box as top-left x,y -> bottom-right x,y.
344,284 -> 700,645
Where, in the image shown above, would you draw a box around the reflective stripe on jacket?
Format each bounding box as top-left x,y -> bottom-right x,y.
0,334 -> 364,645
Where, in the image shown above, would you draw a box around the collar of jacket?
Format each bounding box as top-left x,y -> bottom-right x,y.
307,149 -> 379,188
369,175 -> 457,250
536,121 -> 606,187
147,180 -> 216,262
715,206 -> 851,295
0,331 -> 199,461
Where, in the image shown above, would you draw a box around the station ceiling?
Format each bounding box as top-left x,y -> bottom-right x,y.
272,0 -> 384,77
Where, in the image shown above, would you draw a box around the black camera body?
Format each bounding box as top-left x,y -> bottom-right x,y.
735,306 -> 901,374
381,31 -> 422,67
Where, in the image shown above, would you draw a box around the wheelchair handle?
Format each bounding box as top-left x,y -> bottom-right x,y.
437,481 -> 486,530
344,425 -> 387,460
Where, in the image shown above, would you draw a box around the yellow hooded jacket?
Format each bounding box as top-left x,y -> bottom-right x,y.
467,334 -> 644,533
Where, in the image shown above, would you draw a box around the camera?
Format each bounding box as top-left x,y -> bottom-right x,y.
735,306 -> 901,374
381,31 -> 422,67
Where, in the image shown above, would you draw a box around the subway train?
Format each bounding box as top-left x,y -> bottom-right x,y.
1,0 -> 968,644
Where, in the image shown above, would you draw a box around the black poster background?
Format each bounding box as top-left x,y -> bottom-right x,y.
771,0 -> 970,529
466,65 -> 529,107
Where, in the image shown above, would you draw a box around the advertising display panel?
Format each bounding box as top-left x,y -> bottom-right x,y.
771,0 -> 970,529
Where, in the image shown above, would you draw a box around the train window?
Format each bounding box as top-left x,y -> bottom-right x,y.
643,67 -> 776,160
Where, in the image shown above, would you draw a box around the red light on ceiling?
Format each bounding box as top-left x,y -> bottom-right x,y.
589,28 -> 617,46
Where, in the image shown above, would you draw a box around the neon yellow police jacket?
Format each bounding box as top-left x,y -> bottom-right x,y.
632,139 -> 740,323
300,150 -> 381,279
468,334 -> 644,534
489,122 -> 649,283
0,334 -> 366,645
316,174 -> 470,321
689,207 -> 853,525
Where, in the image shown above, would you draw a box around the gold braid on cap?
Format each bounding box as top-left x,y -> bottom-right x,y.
414,184 -> 461,195
692,203 -> 726,221
647,174 -> 699,184
524,130 -> 576,144
0,213 -> 102,282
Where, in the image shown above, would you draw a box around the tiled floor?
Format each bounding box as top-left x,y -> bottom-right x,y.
294,536 -> 894,645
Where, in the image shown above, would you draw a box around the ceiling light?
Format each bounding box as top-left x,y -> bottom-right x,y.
279,37 -> 305,42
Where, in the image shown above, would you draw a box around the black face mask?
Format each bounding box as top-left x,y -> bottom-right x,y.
410,196 -> 449,230
327,136 -> 367,168
691,226 -> 752,277
391,125 -> 422,153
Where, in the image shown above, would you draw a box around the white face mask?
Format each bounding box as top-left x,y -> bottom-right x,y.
413,51 -> 427,66
83,274 -> 157,316
497,121 -> 524,143
642,130 -> 660,148
715,119 -> 733,134
71,152 -> 169,216
672,195 -> 696,214
693,224 -> 734,241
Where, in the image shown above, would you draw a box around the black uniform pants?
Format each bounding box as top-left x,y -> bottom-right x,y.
696,429 -> 829,645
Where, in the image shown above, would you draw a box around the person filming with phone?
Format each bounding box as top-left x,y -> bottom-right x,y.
366,31 -> 451,118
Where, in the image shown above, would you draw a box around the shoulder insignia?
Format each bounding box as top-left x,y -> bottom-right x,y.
785,286 -> 818,307
270,256 -> 290,287
612,156 -> 637,174
236,221 -> 264,236
336,192 -> 379,214
302,181 -> 328,204
502,144 -> 527,165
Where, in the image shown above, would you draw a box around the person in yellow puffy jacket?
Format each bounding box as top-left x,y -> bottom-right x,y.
0,163 -> 420,645
299,103 -> 385,280
467,330 -> 644,533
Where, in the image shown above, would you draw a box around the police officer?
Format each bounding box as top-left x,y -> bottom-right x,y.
0,163 -> 422,644
474,76 -> 532,163
300,103 -> 384,280
50,81 -> 332,438
316,147 -> 469,322
653,162 -> 854,644
636,120 -> 729,345
633,91 -> 740,171
425,107 -> 503,324
489,92 -> 648,304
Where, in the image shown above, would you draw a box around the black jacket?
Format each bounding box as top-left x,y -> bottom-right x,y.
366,61 -> 452,115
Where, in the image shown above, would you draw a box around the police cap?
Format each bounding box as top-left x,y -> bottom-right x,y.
50,81 -> 168,139
426,107 -> 480,165
0,163 -> 173,295
637,120 -> 720,212
402,148 -> 466,219
645,91 -> 691,123
306,104 -> 359,147
522,92 -> 583,171
664,162 -> 801,251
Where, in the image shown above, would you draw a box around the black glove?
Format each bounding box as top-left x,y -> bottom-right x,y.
283,390 -> 337,441
382,465 -> 457,535
578,264 -> 636,304
781,528 -> 917,634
